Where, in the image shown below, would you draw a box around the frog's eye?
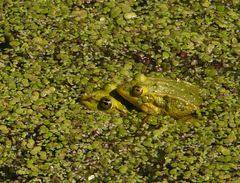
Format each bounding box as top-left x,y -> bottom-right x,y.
99,97 -> 112,110
131,85 -> 143,97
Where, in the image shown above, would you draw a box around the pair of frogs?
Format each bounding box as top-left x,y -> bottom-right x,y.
80,74 -> 202,119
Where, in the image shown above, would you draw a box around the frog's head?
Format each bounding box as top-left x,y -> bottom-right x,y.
80,84 -> 128,114
116,74 -> 163,114
116,82 -> 164,115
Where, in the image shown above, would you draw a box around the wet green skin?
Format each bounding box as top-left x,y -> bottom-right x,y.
80,84 -> 128,114
116,74 -> 202,118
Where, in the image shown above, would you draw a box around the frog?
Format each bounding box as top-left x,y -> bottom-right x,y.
80,84 -> 128,114
116,74 -> 202,119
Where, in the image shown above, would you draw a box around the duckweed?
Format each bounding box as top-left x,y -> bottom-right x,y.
0,125 -> 9,134
0,0 -> 239,182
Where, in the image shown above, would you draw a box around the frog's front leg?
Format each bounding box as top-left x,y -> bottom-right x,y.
178,115 -> 199,123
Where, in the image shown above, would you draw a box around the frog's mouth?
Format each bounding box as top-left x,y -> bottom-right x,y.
80,99 -> 98,110
140,103 -> 167,115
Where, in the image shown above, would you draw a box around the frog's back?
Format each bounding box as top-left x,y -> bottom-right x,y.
144,77 -> 202,106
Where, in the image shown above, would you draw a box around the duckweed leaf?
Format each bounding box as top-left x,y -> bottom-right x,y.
111,7 -> 122,18
0,125 -> 9,134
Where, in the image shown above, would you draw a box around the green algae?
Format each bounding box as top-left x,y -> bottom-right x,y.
0,0 -> 239,182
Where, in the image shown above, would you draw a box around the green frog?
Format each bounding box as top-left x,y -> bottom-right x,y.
80,84 -> 128,114
116,74 -> 202,118
80,74 -> 202,119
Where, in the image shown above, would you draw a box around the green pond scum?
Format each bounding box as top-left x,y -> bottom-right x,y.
0,0 -> 239,182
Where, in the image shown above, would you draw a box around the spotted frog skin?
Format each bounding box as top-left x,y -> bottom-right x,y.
80,84 -> 128,114
116,74 -> 202,118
